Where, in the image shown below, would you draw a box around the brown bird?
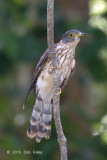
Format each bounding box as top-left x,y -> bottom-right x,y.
24,29 -> 86,143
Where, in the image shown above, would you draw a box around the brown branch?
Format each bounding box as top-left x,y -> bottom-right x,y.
47,0 -> 68,160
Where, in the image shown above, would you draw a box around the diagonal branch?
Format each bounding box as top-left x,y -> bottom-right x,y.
47,0 -> 68,160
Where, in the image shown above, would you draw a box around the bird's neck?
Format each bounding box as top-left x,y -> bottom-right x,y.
57,40 -> 79,58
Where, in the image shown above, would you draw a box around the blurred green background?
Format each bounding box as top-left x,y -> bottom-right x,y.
0,0 -> 107,160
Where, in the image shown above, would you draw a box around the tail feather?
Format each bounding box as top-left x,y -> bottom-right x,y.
27,98 -> 52,143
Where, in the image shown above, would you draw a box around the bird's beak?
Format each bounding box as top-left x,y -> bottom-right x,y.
77,32 -> 87,37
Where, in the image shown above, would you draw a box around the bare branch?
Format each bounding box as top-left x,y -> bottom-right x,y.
47,0 -> 68,160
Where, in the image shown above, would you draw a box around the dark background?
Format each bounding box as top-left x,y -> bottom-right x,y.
0,0 -> 107,160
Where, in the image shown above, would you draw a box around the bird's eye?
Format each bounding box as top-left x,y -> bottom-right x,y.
68,32 -> 74,38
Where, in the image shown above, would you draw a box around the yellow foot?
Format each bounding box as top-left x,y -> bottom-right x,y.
56,88 -> 62,95
51,66 -> 56,69
59,64 -> 61,70
51,65 -> 61,70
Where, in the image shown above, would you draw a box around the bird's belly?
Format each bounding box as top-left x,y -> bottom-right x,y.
36,69 -> 54,102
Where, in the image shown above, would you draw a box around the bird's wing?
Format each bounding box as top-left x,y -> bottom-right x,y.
24,48 -> 49,106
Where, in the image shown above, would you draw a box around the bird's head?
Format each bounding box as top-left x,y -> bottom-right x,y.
61,29 -> 87,44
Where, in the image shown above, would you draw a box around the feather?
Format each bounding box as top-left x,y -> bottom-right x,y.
27,98 -> 52,143
23,44 -> 58,106
23,48 -> 49,106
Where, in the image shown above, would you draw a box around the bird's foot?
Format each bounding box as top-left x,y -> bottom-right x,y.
51,64 -> 61,70
56,88 -> 62,95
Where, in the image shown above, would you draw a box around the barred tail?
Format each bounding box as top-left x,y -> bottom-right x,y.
27,98 -> 52,143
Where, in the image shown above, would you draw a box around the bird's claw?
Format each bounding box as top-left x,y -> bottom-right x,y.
59,65 -> 61,70
51,65 -> 61,70
56,88 -> 62,95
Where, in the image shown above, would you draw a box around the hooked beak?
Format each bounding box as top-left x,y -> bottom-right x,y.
77,32 -> 87,37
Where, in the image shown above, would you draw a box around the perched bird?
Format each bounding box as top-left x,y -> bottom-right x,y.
24,29 -> 86,143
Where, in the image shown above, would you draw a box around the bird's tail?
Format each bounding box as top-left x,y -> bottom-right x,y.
27,98 -> 52,143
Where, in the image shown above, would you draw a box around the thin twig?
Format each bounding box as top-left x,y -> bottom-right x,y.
47,0 -> 68,159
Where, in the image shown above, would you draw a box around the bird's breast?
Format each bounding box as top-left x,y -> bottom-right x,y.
58,51 -> 75,82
